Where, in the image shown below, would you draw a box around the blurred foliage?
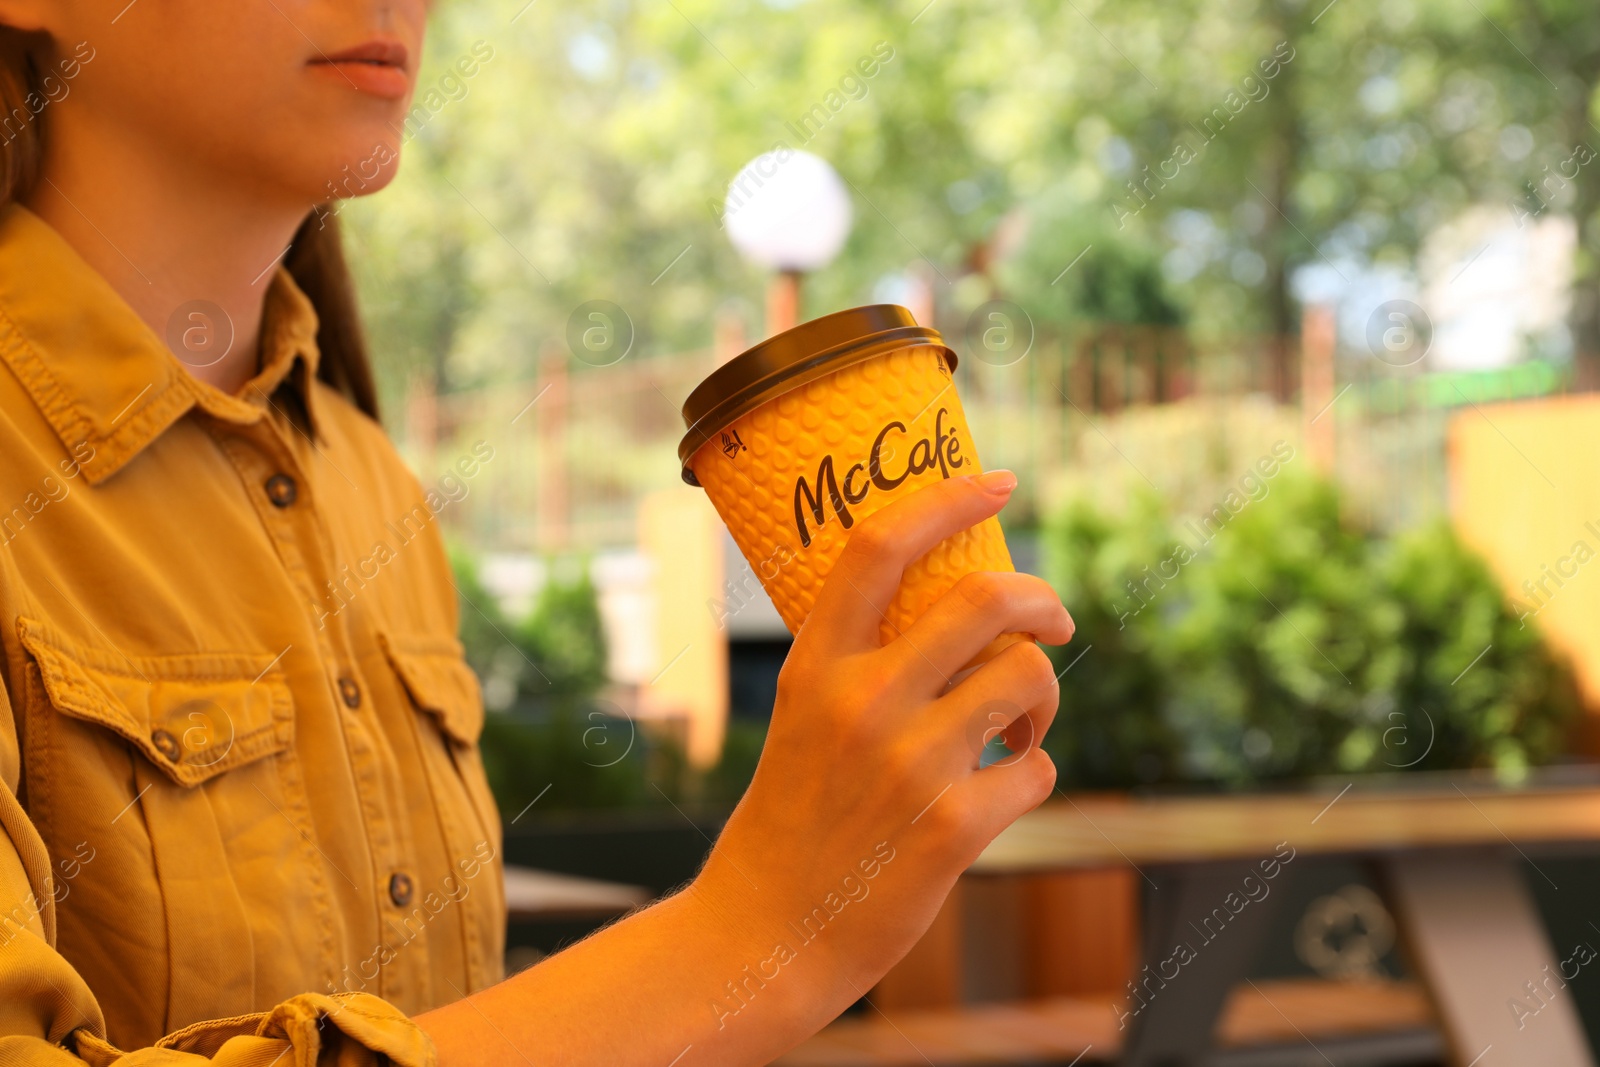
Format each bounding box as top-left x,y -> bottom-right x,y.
388,0 -> 1600,803
453,549 -> 607,704
1043,474 -> 1582,788
480,710 -> 769,818
453,549 -> 766,815
344,0 -> 1600,419
1001,198 -> 1186,331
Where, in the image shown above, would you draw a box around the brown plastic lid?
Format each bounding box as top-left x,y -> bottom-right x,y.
678,304 -> 956,485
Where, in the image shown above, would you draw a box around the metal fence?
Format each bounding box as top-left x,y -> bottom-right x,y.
406,324 -> 1577,554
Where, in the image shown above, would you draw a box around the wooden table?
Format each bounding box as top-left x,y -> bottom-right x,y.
972,782 -> 1600,1067
779,977 -> 1440,1066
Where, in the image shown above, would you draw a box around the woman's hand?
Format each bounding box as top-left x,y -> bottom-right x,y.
419,470 -> 1074,1067
689,469 -> 1075,1037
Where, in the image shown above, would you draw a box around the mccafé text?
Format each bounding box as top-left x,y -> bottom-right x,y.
792,408 -> 967,547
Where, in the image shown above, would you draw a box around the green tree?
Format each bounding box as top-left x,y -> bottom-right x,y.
1427,0 -> 1600,376
345,0 -> 1600,414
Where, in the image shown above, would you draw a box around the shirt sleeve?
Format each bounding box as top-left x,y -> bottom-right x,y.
0,678 -> 437,1067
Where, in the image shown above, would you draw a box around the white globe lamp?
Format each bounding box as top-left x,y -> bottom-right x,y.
723,150 -> 853,337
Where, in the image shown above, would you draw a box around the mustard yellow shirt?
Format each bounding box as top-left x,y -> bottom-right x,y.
0,204 -> 504,1065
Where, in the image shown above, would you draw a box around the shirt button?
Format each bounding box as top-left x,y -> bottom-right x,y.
337,677 -> 362,709
150,729 -> 181,762
389,872 -> 415,907
264,473 -> 298,508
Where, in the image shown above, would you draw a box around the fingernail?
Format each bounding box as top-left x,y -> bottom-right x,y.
976,469 -> 1017,494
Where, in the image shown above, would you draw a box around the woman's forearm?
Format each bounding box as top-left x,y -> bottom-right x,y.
415,877 -> 850,1066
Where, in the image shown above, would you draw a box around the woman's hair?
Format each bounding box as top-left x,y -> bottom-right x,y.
0,29 -> 381,420
283,212 -> 380,419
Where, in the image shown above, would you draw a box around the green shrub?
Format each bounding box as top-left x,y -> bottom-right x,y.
1042,475 -> 1581,788
454,549 -> 608,709
478,708 -> 769,817
453,548 -> 771,816
479,706 -> 663,815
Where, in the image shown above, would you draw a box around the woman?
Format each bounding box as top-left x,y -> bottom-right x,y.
0,3 -> 1073,1064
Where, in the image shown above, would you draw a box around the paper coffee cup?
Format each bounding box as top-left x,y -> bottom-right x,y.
679,305 -> 1024,667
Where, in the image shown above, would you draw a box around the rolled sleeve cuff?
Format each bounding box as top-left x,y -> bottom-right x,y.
70,993 -> 436,1067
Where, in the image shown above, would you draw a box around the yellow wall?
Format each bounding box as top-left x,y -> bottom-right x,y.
1449,395 -> 1600,714
638,490 -> 729,767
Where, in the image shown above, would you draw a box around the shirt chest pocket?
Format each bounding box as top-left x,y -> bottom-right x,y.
379,632 -> 484,751
16,618 -> 325,1045
377,631 -> 501,857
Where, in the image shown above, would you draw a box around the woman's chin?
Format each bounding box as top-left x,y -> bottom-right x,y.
296,136 -> 405,206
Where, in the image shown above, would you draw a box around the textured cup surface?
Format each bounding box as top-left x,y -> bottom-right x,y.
691,344 -> 1020,661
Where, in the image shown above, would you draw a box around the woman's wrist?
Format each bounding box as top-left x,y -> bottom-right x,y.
679,874 -> 823,1036
689,818 -> 920,1009
680,847 -> 872,1052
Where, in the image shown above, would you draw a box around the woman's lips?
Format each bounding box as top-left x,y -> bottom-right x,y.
309,39 -> 411,100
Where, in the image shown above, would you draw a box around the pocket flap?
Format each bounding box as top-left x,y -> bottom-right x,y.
378,632 -> 484,747
18,618 -> 294,787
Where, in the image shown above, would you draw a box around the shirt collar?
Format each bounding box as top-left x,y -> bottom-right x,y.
0,203 -> 323,486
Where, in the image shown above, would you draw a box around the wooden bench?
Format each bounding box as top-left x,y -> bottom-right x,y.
502,864 -> 651,922
774,977 -> 1439,1066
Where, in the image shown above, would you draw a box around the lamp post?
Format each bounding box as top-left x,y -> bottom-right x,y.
724,149 -> 852,337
